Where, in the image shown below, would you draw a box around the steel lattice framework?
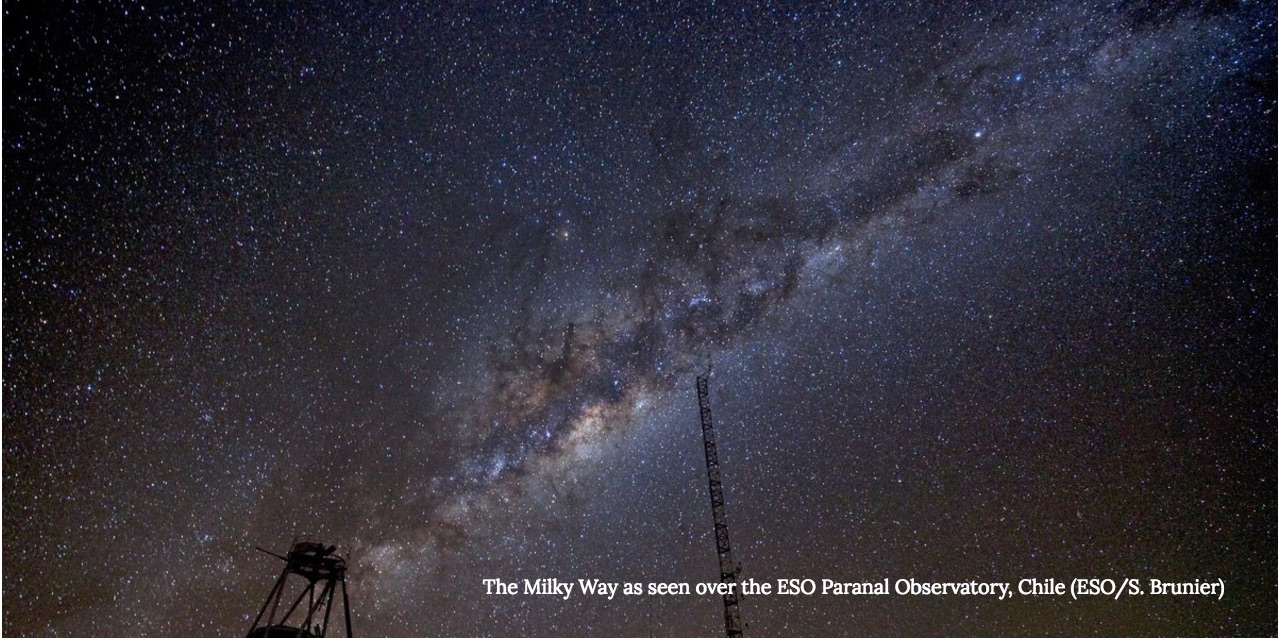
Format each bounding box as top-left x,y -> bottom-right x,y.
696,374 -> 744,638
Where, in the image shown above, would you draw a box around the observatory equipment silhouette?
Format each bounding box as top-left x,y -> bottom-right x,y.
696,373 -> 745,637
245,541 -> 353,638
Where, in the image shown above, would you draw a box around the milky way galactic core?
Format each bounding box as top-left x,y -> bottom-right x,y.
4,2 -> 1275,636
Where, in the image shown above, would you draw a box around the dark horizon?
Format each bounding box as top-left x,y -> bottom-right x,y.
4,1 -> 1276,636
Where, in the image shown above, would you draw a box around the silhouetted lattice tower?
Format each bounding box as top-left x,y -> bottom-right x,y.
245,541 -> 354,638
696,374 -> 745,637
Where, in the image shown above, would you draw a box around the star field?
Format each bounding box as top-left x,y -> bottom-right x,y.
4,1 -> 1276,636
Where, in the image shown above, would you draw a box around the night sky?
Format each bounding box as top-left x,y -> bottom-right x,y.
4,1 -> 1276,636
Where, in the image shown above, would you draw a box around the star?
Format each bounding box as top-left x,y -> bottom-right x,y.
3,3 -> 1275,637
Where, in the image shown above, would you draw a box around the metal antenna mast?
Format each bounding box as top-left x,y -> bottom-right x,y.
696,373 -> 745,637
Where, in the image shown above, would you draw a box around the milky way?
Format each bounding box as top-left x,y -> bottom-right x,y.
5,2 -> 1276,636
